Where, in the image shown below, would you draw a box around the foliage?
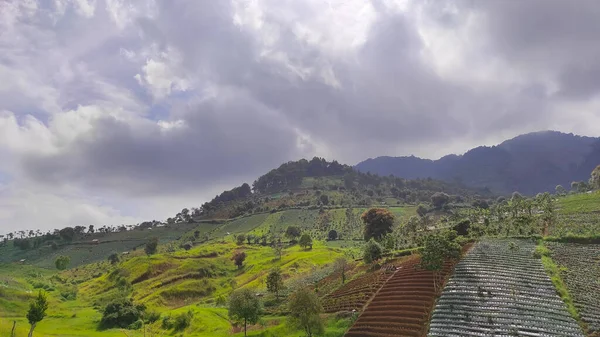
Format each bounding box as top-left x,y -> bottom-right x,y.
266,269 -> 284,299
54,255 -> 71,270
228,288 -> 261,337
162,311 -> 194,331
327,229 -> 338,241
362,208 -> 395,241
431,192 -> 450,209
27,290 -> 48,327
232,251 -> 247,269
288,288 -> 324,337
299,234 -> 313,250
592,165 -> 600,190
420,230 -> 461,292
99,298 -> 146,329
363,239 -> 383,264
236,234 -> 246,245
108,253 -> 119,265
333,257 -> 348,284
416,204 -> 428,217
145,237 -> 158,255
285,226 -> 302,242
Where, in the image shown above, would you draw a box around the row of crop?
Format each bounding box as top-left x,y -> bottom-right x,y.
546,242 -> 600,335
346,257 -> 452,337
428,239 -> 584,337
321,268 -> 392,313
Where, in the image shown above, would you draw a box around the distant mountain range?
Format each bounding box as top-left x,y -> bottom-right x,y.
355,131 -> 600,195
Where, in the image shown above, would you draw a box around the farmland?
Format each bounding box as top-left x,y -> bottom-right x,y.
428,239 -> 584,336
552,191 -> 600,236
345,255 -> 454,337
322,266 -> 395,313
546,242 -> 600,335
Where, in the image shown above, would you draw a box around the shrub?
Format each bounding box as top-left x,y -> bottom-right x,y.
108,253 -> 119,265
173,311 -> 193,331
145,237 -> 158,255
55,255 -> 71,270
144,310 -> 161,324
363,239 -> 383,264
100,299 -> 146,329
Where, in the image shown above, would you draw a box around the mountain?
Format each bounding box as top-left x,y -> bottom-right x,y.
355,131 -> 600,195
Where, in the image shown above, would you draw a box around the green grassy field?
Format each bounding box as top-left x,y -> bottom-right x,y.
0,237 -> 356,337
552,191 -> 600,236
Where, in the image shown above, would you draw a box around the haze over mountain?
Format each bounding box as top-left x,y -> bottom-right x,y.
356,131 -> 600,195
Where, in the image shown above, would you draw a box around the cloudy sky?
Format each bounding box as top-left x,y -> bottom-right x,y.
1,0 -> 600,233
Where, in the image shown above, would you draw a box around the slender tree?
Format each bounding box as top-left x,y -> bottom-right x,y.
266,269 -> 284,300
334,258 -> 348,284
27,291 -> 48,337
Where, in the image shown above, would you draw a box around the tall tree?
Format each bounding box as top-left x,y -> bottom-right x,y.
362,208 -> 395,241
334,258 -> 348,284
555,185 -> 566,196
420,231 -> 461,293
266,269 -> 284,300
228,289 -> 261,337
27,291 -> 48,337
232,251 -> 247,269
287,289 -> 323,337
592,165 -> 600,190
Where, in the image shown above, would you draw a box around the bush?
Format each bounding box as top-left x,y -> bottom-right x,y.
100,299 -> 146,329
145,310 -> 161,324
145,237 -> 159,255
55,255 -> 71,270
162,311 -> 193,331
363,239 -> 383,264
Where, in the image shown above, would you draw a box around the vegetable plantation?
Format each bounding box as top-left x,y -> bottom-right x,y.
428,239 -> 584,337
546,242 -> 600,335
345,256 -> 454,337
322,268 -> 393,313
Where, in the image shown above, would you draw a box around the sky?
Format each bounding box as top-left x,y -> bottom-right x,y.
1,0 -> 600,234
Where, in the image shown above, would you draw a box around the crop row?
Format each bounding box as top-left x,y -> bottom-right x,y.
322,268 -> 393,313
345,256 -> 452,337
428,239 -> 584,337
546,242 -> 600,335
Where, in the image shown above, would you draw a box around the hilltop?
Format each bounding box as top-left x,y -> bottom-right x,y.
356,131 -> 600,195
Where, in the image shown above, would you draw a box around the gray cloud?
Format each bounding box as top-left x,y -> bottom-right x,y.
2,0 -> 600,232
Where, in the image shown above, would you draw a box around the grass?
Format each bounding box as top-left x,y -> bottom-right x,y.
557,191 -> 600,214
538,242 -> 580,322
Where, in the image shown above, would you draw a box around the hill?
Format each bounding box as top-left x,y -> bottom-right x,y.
183,157 -> 491,221
355,131 -> 600,195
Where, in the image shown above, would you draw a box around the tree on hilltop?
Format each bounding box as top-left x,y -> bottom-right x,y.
299,234 -> 313,250
362,208 -> 395,241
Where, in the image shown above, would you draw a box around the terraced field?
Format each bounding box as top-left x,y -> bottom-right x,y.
322,268 -> 394,313
552,191 -> 600,236
345,256 -> 453,337
547,242 -> 600,335
428,239 -> 584,337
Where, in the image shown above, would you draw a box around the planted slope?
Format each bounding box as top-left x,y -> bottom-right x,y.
428,239 -> 584,337
547,242 -> 600,335
322,268 -> 394,313
345,256 -> 453,337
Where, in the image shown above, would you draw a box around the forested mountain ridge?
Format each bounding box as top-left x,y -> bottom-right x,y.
185,157 -> 491,221
355,131 -> 600,195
